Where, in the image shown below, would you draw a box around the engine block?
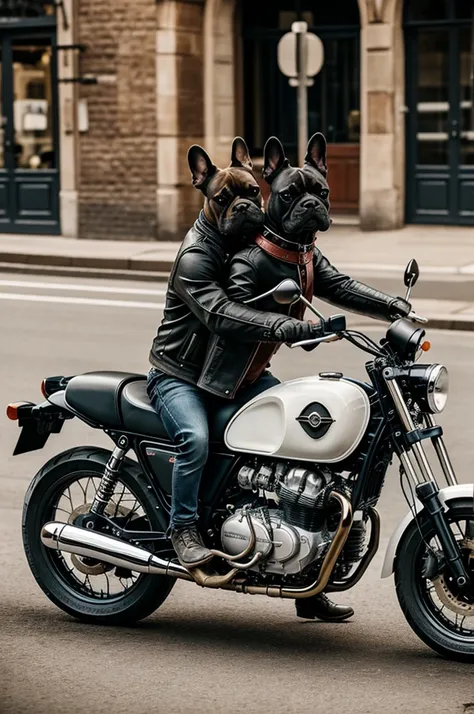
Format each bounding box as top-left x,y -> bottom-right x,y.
220,507 -> 331,575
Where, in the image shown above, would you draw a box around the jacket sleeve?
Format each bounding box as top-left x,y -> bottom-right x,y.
312,248 -> 411,322
173,246 -> 302,343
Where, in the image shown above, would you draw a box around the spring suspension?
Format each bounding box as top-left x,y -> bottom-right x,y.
90,442 -> 127,515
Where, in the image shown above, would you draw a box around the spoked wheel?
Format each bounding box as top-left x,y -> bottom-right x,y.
395,498 -> 474,661
23,447 -> 174,624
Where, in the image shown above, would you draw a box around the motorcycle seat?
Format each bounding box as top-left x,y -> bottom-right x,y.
65,371 -> 240,443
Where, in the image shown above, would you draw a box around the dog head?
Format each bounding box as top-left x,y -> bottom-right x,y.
188,138 -> 264,239
263,133 -> 331,238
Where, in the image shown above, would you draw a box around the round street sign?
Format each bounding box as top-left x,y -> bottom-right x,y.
277,31 -> 324,79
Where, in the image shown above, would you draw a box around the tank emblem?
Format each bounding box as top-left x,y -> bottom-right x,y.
296,403 -> 334,439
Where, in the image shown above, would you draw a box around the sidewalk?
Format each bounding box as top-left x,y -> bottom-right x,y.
0,223 -> 473,330
0,223 -> 473,275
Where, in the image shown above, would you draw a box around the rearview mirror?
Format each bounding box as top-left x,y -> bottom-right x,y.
404,259 -> 420,289
243,279 -> 302,305
272,279 -> 302,305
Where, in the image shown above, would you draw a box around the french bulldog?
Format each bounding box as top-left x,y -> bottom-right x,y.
188,137 -> 264,239
263,133 -> 331,239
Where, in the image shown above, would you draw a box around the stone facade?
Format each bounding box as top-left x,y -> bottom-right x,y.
61,0 -> 409,239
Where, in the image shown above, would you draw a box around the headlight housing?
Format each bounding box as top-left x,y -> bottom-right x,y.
407,364 -> 449,413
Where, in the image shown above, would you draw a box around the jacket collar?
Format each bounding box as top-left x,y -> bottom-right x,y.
195,210 -> 222,244
261,224 -> 315,253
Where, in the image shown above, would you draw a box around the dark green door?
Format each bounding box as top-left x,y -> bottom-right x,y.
405,4 -> 474,225
0,28 -> 59,233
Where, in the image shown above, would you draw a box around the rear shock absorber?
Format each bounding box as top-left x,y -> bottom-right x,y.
90,436 -> 128,516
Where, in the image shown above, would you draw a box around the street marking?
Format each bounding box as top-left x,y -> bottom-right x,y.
0,292 -> 165,309
0,279 -> 167,296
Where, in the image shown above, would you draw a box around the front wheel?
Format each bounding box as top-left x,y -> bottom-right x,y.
395,498 -> 474,661
23,446 -> 175,625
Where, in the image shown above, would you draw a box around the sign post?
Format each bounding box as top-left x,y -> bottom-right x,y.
277,22 -> 324,165
294,22 -> 308,166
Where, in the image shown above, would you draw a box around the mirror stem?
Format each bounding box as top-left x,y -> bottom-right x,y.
300,296 -> 326,321
405,282 -> 414,303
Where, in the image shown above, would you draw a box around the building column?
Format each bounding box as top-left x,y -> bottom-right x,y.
57,0 -> 78,237
359,0 -> 405,230
156,0 -> 205,240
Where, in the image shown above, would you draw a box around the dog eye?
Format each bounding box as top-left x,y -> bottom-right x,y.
320,189 -> 329,199
248,186 -> 260,197
280,191 -> 292,203
214,195 -> 228,206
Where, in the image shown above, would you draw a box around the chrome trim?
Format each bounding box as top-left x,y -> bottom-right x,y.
426,364 -> 448,414
425,414 -> 458,487
41,522 -> 193,581
384,375 -> 438,485
399,450 -> 422,487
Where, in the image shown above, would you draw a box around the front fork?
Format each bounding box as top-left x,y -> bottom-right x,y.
383,370 -> 471,589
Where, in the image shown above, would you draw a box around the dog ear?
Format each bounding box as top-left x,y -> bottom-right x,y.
263,136 -> 288,183
230,137 -> 253,171
305,133 -> 328,176
188,145 -> 217,191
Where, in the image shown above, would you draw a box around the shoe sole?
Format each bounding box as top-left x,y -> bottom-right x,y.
177,552 -> 215,570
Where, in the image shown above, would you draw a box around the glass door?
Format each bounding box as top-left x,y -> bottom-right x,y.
0,30 -> 59,233
406,22 -> 474,224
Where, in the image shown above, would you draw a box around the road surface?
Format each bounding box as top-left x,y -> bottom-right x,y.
1,272 -> 473,714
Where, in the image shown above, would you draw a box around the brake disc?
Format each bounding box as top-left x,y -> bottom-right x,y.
67,503 -> 132,576
432,538 -> 474,617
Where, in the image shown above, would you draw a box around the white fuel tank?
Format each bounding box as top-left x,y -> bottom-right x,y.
224,375 -> 371,463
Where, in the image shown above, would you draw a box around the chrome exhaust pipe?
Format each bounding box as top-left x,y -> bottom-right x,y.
41,522 -> 193,581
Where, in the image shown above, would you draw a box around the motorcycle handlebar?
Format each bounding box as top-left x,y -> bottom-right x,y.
408,311 -> 428,324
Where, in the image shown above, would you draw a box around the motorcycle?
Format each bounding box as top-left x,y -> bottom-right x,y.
7,260 -> 474,661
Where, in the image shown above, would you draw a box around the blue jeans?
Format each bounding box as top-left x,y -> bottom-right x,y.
147,368 -> 279,529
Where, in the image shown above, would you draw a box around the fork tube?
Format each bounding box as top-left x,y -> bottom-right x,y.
425,414 -> 458,487
384,376 -> 438,485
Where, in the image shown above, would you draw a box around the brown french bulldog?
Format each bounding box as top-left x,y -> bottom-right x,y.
188,137 -> 264,239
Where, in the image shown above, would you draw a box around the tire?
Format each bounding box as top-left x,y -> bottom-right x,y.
395,498 -> 474,661
23,446 -> 175,625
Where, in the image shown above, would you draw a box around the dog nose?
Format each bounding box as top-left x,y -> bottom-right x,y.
301,197 -> 315,208
233,202 -> 249,214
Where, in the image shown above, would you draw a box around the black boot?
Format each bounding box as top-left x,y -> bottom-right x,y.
295,593 -> 354,622
171,524 -> 214,569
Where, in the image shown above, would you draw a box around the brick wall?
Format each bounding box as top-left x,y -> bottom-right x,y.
78,0 -> 158,240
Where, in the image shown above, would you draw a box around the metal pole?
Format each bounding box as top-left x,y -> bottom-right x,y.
293,21 -> 308,166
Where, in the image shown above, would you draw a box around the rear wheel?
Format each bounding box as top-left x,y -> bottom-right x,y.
23,446 -> 175,625
395,498 -> 474,661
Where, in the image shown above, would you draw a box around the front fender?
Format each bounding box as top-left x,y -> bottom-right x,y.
381,484 -> 474,578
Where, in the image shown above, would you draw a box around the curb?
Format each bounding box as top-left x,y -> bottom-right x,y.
0,251 -> 173,273
0,261 -> 169,282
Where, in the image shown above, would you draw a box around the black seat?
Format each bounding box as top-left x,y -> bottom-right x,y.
122,380 -> 242,443
65,372 -> 143,429
120,380 -> 169,439
65,371 -> 243,443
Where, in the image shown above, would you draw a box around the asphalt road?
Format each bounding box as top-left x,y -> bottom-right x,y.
1,272 -> 474,714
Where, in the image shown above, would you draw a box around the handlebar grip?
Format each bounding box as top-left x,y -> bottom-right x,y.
324,314 -> 346,333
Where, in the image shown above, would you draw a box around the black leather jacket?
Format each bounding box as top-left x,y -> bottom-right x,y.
200,241 -> 411,398
149,214 -> 326,388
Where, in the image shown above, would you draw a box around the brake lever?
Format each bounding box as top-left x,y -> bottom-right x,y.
290,334 -> 341,349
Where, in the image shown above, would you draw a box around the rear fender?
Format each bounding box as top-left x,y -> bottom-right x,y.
381,484 -> 474,578
11,398 -> 74,456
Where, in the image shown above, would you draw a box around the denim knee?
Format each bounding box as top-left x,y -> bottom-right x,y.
178,427 -> 208,467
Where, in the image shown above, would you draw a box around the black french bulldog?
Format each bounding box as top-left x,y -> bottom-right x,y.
263,132 -> 331,240
188,137 -> 264,240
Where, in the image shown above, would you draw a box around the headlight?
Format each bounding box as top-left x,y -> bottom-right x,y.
406,364 -> 449,413
426,364 -> 449,413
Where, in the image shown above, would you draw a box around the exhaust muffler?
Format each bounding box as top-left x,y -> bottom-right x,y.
41,522 -> 194,581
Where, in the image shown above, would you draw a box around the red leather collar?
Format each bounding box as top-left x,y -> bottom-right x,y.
255,233 -> 315,265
